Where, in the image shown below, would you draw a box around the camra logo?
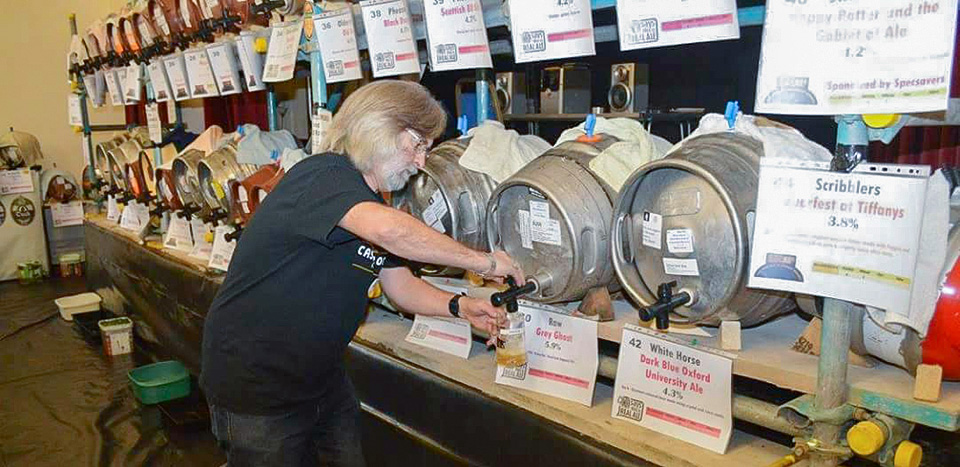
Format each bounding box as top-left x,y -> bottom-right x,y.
11,196 -> 35,226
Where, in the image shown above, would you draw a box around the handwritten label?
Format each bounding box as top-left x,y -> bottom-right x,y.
666,228 -> 694,254
311,108 -> 333,155
67,95 -> 83,127
208,224 -> 238,271
51,201 -> 84,227
163,54 -> 192,102
236,33 -> 267,91
314,7 -> 364,83
616,0 -> 739,51
146,103 -> 163,144
495,305 -> 598,406
262,21 -> 303,82
147,60 -> 173,102
163,214 -> 195,252
0,169 -> 34,195
405,314 -> 472,359
361,0 -> 421,77
207,42 -> 243,96
423,0 -> 492,71
756,0 -> 960,115
508,0 -> 596,63
184,49 -> 219,99
613,325 -> 733,454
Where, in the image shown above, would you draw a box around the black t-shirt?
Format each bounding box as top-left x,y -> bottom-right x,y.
200,153 -> 392,415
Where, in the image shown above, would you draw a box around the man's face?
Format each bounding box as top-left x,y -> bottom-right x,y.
378,129 -> 431,192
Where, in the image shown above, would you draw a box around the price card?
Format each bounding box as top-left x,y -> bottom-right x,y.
311,108 -> 333,155
51,200 -> 85,227
104,68 -> 125,106
314,7 -> 363,83
163,54 -> 192,102
147,60 -> 173,102
423,0 -> 492,71
405,314 -> 472,358
106,195 -> 121,222
262,21 -> 304,83
0,169 -> 34,195
163,214 -> 195,252
120,200 -> 143,231
189,218 -> 214,260
83,73 -> 104,108
67,95 -> 83,127
123,63 -> 143,103
146,103 -> 163,144
208,224 -> 238,271
616,0 -> 739,51
236,33 -> 267,91
184,49 -> 220,99
748,159 -> 930,312
508,0 -> 596,63
755,0 -> 960,115
495,304 -> 598,406
613,325 -> 733,454
207,42 -> 243,96
361,0 -> 421,77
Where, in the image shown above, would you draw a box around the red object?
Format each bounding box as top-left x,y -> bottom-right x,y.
922,254 -> 960,380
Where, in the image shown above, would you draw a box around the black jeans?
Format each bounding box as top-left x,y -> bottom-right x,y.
208,378 -> 365,467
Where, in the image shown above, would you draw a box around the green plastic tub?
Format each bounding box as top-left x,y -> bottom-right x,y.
127,361 -> 191,405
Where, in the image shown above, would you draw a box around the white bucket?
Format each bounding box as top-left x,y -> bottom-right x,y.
54,292 -> 101,321
98,317 -> 133,356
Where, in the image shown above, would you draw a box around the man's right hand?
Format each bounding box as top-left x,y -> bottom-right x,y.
486,250 -> 524,285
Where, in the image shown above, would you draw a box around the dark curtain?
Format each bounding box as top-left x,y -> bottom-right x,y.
202,91 -> 269,132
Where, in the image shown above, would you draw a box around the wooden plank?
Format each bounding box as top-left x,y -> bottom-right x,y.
86,215 -> 216,274
354,308 -> 794,467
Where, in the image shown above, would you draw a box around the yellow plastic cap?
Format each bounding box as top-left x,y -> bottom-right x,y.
254,37 -> 268,54
204,232 -> 215,243
863,114 -> 900,129
847,421 -> 886,456
894,440 -> 922,467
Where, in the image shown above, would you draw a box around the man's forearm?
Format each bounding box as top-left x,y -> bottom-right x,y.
379,267 -> 454,316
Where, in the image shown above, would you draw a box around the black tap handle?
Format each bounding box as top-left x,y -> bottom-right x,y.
491,281 -> 537,307
224,228 -> 242,242
150,203 -> 168,217
638,281 -> 690,330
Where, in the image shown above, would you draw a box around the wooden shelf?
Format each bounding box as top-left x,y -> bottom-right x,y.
503,109 -> 705,123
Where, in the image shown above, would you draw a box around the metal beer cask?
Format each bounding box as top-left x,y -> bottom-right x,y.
197,143 -> 258,214
172,149 -> 207,208
611,132 -> 794,326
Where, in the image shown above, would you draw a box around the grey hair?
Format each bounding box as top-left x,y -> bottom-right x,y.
317,80 -> 447,172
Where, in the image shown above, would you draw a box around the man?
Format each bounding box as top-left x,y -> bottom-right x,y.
200,80 -> 524,467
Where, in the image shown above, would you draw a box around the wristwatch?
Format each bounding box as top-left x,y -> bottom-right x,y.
449,293 -> 466,318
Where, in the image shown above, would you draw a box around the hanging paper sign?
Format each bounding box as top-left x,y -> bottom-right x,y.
163,214 -> 195,252
405,315 -> 472,359
360,0 -> 421,78
83,72 -> 104,108
0,169 -> 35,195
311,108 -> 333,156
755,0 -> 960,115
146,103 -> 163,144
748,158 -> 930,312
613,325 -> 733,454
236,33 -> 267,91
106,195 -> 121,222
616,0 -> 740,51
147,60 -> 173,102
104,68 -> 125,106
207,42 -> 243,96
123,63 -> 143,103
422,0 -> 492,71
208,224 -> 238,271
508,0 -> 596,63
262,21 -> 303,82
314,7 -> 364,83
67,94 -> 84,127
184,49 -> 220,99
494,304 -> 599,406
163,54 -> 192,101
189,218 -> 214,260
51,201 -> 85,227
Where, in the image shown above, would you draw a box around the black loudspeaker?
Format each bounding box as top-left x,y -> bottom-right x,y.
608,63 -> 650,113
495,72 -> 527,115
540,64 -> 591,114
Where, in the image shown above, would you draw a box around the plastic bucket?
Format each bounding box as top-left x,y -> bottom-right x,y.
127,360 -> 191,404
54,292 -> 101,321
98,317 -> 133,356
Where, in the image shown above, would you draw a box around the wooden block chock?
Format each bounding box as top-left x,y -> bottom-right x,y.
720,321 -> 742,351
913,364 -> 943,402
577,287 -> 615,322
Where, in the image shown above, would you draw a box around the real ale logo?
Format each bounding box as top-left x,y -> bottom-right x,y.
11,196 -> 35,226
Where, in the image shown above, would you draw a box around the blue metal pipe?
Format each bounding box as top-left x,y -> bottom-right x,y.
145,79 -> 163,168
267,86 -> 279,131
308,3 -> 328,111
476,69 -> 491,124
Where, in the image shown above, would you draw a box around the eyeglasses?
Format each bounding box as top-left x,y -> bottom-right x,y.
405,128 -> 430,159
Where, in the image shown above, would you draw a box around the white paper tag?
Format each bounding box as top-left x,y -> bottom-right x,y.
120,201 -> 143,231
666,228 -> 695,254
616,0 -> 740,51
107,195 -> 121,222
361,0 -> 421,78
663,258 -> 700,276
314,7 -> 363,83
189,219 -> 214,260
310,108 -> 333,155
0,169 -> 34,195
531,216 -> 561,246
83,73 -> 103,108
104,69 -> 125,106
423,0 -> 492,71
146,103 -> 163,143
613,325 -> 733,454
405,315 -> 472,359
147,60 -> 174,102
495,305 -> 599,406
208,225 -> 238,271
153,4 -> 171,36
184,49 -> 220,98
207,42 -> 243,96
164,54 -> 192,101
529,200 -> 550,220
67,94 -> 83,126
642,211 -> 663,250
755,0 -> 960,115
420,189 -> 448,233
236,34 -> 267,91
51,201 -> 84,227
163,215 -> 195,252
519,209 -> 533,250
508,0 -> 596,63
123,63 -> 143,103
262,21 -> 303,83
